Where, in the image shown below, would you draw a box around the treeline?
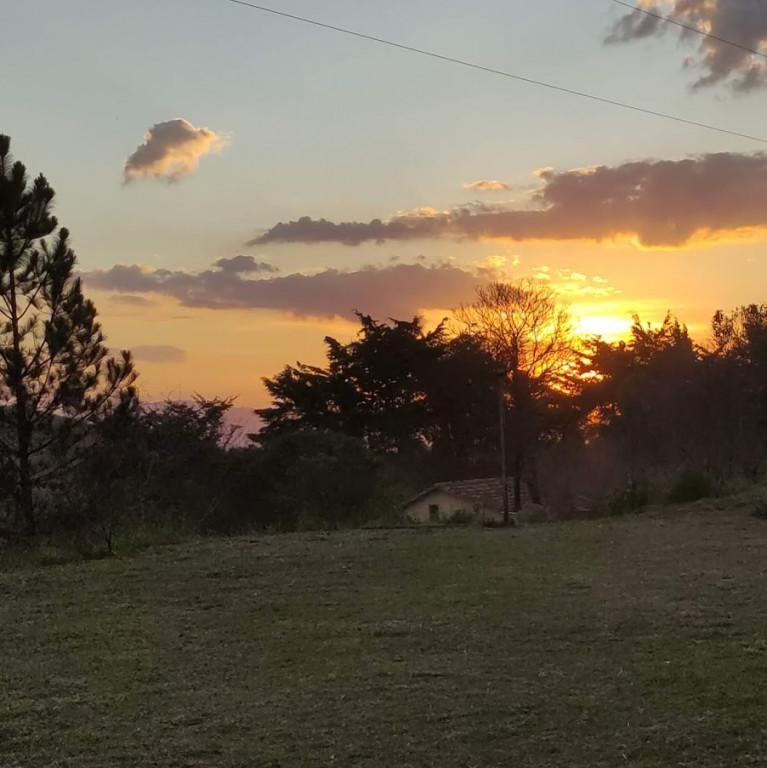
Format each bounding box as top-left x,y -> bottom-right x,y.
3,131 -> 767,554
8,296 -> 766,552
82,297 -> 767,550
257,298 -> 767,519
579,307 -> 767,503
53,397 -> 398,551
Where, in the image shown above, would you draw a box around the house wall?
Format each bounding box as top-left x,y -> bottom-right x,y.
404,490 -> 503,524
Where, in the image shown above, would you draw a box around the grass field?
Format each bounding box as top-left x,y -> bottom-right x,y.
2,500 -> 767,767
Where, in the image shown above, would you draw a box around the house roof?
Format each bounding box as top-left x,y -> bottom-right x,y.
405,477 -> 519,511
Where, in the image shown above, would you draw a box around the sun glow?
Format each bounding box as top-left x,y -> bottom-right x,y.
575,313 -> 633,341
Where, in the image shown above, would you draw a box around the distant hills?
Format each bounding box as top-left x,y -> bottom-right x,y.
143,403 -> 262,447
224,407 -> 263,446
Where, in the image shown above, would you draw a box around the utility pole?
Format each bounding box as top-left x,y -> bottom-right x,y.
498,367 -> 510,526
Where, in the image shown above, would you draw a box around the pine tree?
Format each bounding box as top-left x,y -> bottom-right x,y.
0,134 -> 136,537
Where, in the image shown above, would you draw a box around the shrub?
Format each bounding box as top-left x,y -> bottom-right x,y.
608,480 -> 649,515
752,499 -> 767,520
222,430 -> 386,533
444,510 -> 475,526
667,468 -> 713,504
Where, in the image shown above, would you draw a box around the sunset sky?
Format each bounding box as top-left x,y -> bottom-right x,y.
4,0 -> 767,410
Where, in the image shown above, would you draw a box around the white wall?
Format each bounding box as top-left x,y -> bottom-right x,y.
404,490 -> 502,524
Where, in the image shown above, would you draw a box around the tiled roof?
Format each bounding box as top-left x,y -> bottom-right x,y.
435,478 -> 506,511
406,477 -> 528,511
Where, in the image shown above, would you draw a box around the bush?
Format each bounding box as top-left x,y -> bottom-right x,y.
607,480 -> 650,515
444,510 -> 475,526
667,468 -> 713,504
221,430 -> 388,533
752,499 -> 767,520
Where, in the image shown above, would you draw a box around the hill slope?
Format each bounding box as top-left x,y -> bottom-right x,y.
3,503 -> 767,767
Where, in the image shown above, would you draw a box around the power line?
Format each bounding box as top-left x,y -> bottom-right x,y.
608,0 -> 767,61
226,0 -> 767,145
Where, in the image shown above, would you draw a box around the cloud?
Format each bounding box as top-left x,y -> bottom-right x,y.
131,345 -> 186,363
251,152 -> 767,249
213,255 -> 279,274
558,269 -> 587,282
110,294 -> 156,307
551,272 -> 622,299
83,262 -> 481,320
123,119 -> 228,182
248,214 -> 453,247
605,1 -> 767,92
463,180 -> 511,192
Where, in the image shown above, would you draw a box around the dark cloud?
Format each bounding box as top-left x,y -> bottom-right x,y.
213,255 -> 279,274
248,214 -> 454,247
605,1 -> 767,92
123,118 -> 228,182
110,294 -> 156,307
83,262 -> 480,320
604,5 -> 663,43
251,153 -> 767,249
132,345 -> 186,364
463,180 -> 511,192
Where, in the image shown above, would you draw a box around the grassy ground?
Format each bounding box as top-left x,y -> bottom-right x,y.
2,501 -> 767,767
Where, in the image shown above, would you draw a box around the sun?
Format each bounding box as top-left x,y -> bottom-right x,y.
575,314 -> 632,341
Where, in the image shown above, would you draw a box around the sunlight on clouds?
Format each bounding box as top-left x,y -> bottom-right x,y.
567,165 -> 599,176
123,119 -> 229,183
255,154 -> 767,250
627,226 -> 767,252
487,255 -> 508,269
463,180 -> 511,192
392,206 -> 450,220
558,269 -> 587,282
476,253 -> 520,273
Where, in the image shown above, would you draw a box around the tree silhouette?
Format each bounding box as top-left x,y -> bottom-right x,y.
0,135 -> 135,537
454,279 -> 578,512
710,304 -> 767,477
712,304 -> 767,367
582,313 -> 700,483
258,312 -> 499,470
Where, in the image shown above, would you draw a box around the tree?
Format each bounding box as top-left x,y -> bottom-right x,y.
259,313 -> 445,451
241,429 -> 382,531
709,304 -> 767,478
578,311 -> 767,492
712,304 -> 767,369
258,312 -> 499,467
421,332 -> 500,478
581,313 -> 700,482
135,396 -> 237,529
454,279 -> 579,514
0,135 -> 135,538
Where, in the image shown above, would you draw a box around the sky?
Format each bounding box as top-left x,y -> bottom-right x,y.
4,0 -> 767,410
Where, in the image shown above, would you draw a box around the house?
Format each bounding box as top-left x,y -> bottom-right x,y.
404,477 -> 532,525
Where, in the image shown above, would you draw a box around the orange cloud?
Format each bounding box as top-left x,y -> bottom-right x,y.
123,118 -> 228,182
463,180 -> 511,192
252,153 -> 767,249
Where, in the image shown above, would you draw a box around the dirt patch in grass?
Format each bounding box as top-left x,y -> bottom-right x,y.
2,507 -> 767,767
